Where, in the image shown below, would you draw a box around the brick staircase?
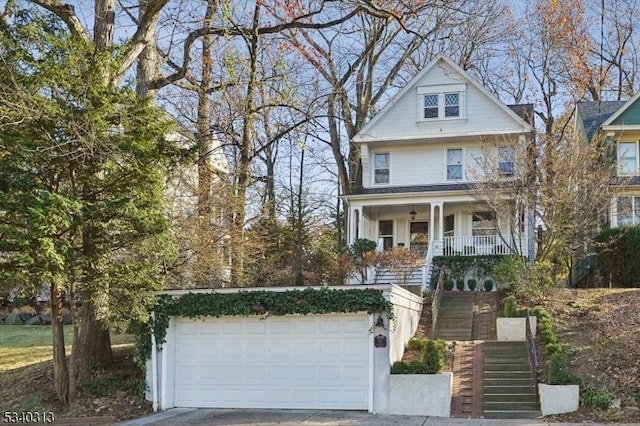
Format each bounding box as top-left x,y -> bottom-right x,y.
433,292 -> 474,341
483,341 -> 541,419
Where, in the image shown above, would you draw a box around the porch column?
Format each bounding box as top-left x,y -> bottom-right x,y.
429,204 -> 435,242
349,205 -> 363,244
434,202 -> 444,240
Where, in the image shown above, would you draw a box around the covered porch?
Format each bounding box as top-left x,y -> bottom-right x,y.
347,197 -> 532,288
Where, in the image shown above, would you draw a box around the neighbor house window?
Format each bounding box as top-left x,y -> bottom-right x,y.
616,196 -> 640,226
447,148 -> 463,180
418,84 -> 465,121
499,146 -> 515,176
472,212 -> 497,236
374,152 -> 390,184
618,142 -> 638,175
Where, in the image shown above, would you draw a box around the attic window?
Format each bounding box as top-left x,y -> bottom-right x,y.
418,84 -> 465,121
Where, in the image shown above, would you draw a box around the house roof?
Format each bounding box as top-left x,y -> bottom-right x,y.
602,91 -> 640,127
352,54 -> 532,142
351,183 -> 474,195
576,100 -> 627,140
507,104 -> 535,126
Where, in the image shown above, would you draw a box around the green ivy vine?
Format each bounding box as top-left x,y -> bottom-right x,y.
134,287 -> 392,366
430,255 -> 515,288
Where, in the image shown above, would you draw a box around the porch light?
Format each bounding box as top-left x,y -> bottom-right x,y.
409,206 -> 417,221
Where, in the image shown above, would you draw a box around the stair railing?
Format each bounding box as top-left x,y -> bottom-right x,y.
431,270 -> 445,337
525,308 -> 539,397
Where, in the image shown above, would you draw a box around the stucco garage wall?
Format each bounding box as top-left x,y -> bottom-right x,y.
387,285 -> 424,364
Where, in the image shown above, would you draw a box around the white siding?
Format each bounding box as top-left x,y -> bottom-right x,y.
361,60 -> 526,140
368,141 -> 511,187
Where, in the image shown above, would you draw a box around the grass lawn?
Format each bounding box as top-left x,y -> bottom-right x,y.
0,325 -> 134,371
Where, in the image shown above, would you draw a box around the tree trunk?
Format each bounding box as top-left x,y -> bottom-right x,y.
51,280 -> 69,405
135,0 -> 158,99
69,301 -> 112,400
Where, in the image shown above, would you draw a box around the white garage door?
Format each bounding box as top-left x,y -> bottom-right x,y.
172,313 -> 371,409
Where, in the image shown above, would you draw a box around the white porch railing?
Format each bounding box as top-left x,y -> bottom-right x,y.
441,235 -> 526,256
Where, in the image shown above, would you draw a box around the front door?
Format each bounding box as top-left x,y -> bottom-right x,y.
410,221 -> 429,255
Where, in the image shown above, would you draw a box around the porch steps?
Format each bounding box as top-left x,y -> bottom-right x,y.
433,292 -> 474,341
483,341 -> 541,419
375,268 -> 422,287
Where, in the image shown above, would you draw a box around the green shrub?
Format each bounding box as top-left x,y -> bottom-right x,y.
444,279 -> 454,291
391,361 -> 408,374
494,256 -> 526,295
502,295 -> 519,317
423,339 -> 445,374
545,343 -> 561,354
483,279 -> 494,292
406,337 -> 426,351
467,278 -> 477,291
580,384 -> 613,410
455,279 -> 465,291
532,306 -> 551,321
594,225 -> 640,287
406,361 -> 427,374
547,352 -> 576,385
540,327 -> 558,345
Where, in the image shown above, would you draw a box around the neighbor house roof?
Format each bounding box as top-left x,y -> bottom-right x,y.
576,100 -> 627,140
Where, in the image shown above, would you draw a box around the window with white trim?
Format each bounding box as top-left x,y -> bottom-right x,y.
447,148 -> 463,180
418,84 -> 465,121
616,196 -> 640,226
498,146 -> 515,176
617,141 -> 638,175
373,152 -> 390,184
472,211 -> 497,236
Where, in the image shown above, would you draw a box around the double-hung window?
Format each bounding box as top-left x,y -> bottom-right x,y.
498,146 -> 515,176
616,196 -> 640,226
617,142 -> 638,175
374,152 -> 390,184
472,212 -> 497,236
418,84 -> 465,121
447,148 -> 463,180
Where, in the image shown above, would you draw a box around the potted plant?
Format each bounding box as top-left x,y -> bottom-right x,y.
389,339 -> 452,417
539,352 -> 580,415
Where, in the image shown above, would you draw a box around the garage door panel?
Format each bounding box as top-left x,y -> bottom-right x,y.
173,314 -> 370,409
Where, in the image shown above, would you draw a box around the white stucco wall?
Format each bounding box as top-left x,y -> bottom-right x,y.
496,317 -> 537,341
387,285 -> 424,364
388,373 -> 453,417
539,384 -> 579,415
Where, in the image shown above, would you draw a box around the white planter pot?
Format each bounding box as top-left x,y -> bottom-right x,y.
539,384 -> 579,415
388,372 -> 453,417
496,316 -> 537,341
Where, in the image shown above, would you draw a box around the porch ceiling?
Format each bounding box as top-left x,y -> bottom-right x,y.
363,201 -> 491,217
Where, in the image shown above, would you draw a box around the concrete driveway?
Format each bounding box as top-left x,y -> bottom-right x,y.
115,409 -> 628,426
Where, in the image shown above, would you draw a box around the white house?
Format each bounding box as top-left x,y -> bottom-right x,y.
344,54 -> 535,288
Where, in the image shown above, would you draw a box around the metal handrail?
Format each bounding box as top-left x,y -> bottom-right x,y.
431,270 -> 445,337
525,308 -> 539,397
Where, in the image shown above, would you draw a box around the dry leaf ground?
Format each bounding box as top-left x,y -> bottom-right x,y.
540,288 -> 640,423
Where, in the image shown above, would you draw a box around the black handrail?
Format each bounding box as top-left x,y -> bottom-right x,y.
431,270 -> 445,337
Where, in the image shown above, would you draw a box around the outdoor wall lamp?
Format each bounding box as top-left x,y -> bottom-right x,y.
409,206 -> 417,220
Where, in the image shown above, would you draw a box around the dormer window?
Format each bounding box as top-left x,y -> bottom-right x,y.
418,84 -> 465,121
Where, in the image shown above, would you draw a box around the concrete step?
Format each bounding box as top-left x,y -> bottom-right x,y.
485,371 -> 533,379
484,393 -> 538,403
484,410 -> 541,419
484,385 -> 536,394
484,401 -> 540,410
484,378 -> 535,386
